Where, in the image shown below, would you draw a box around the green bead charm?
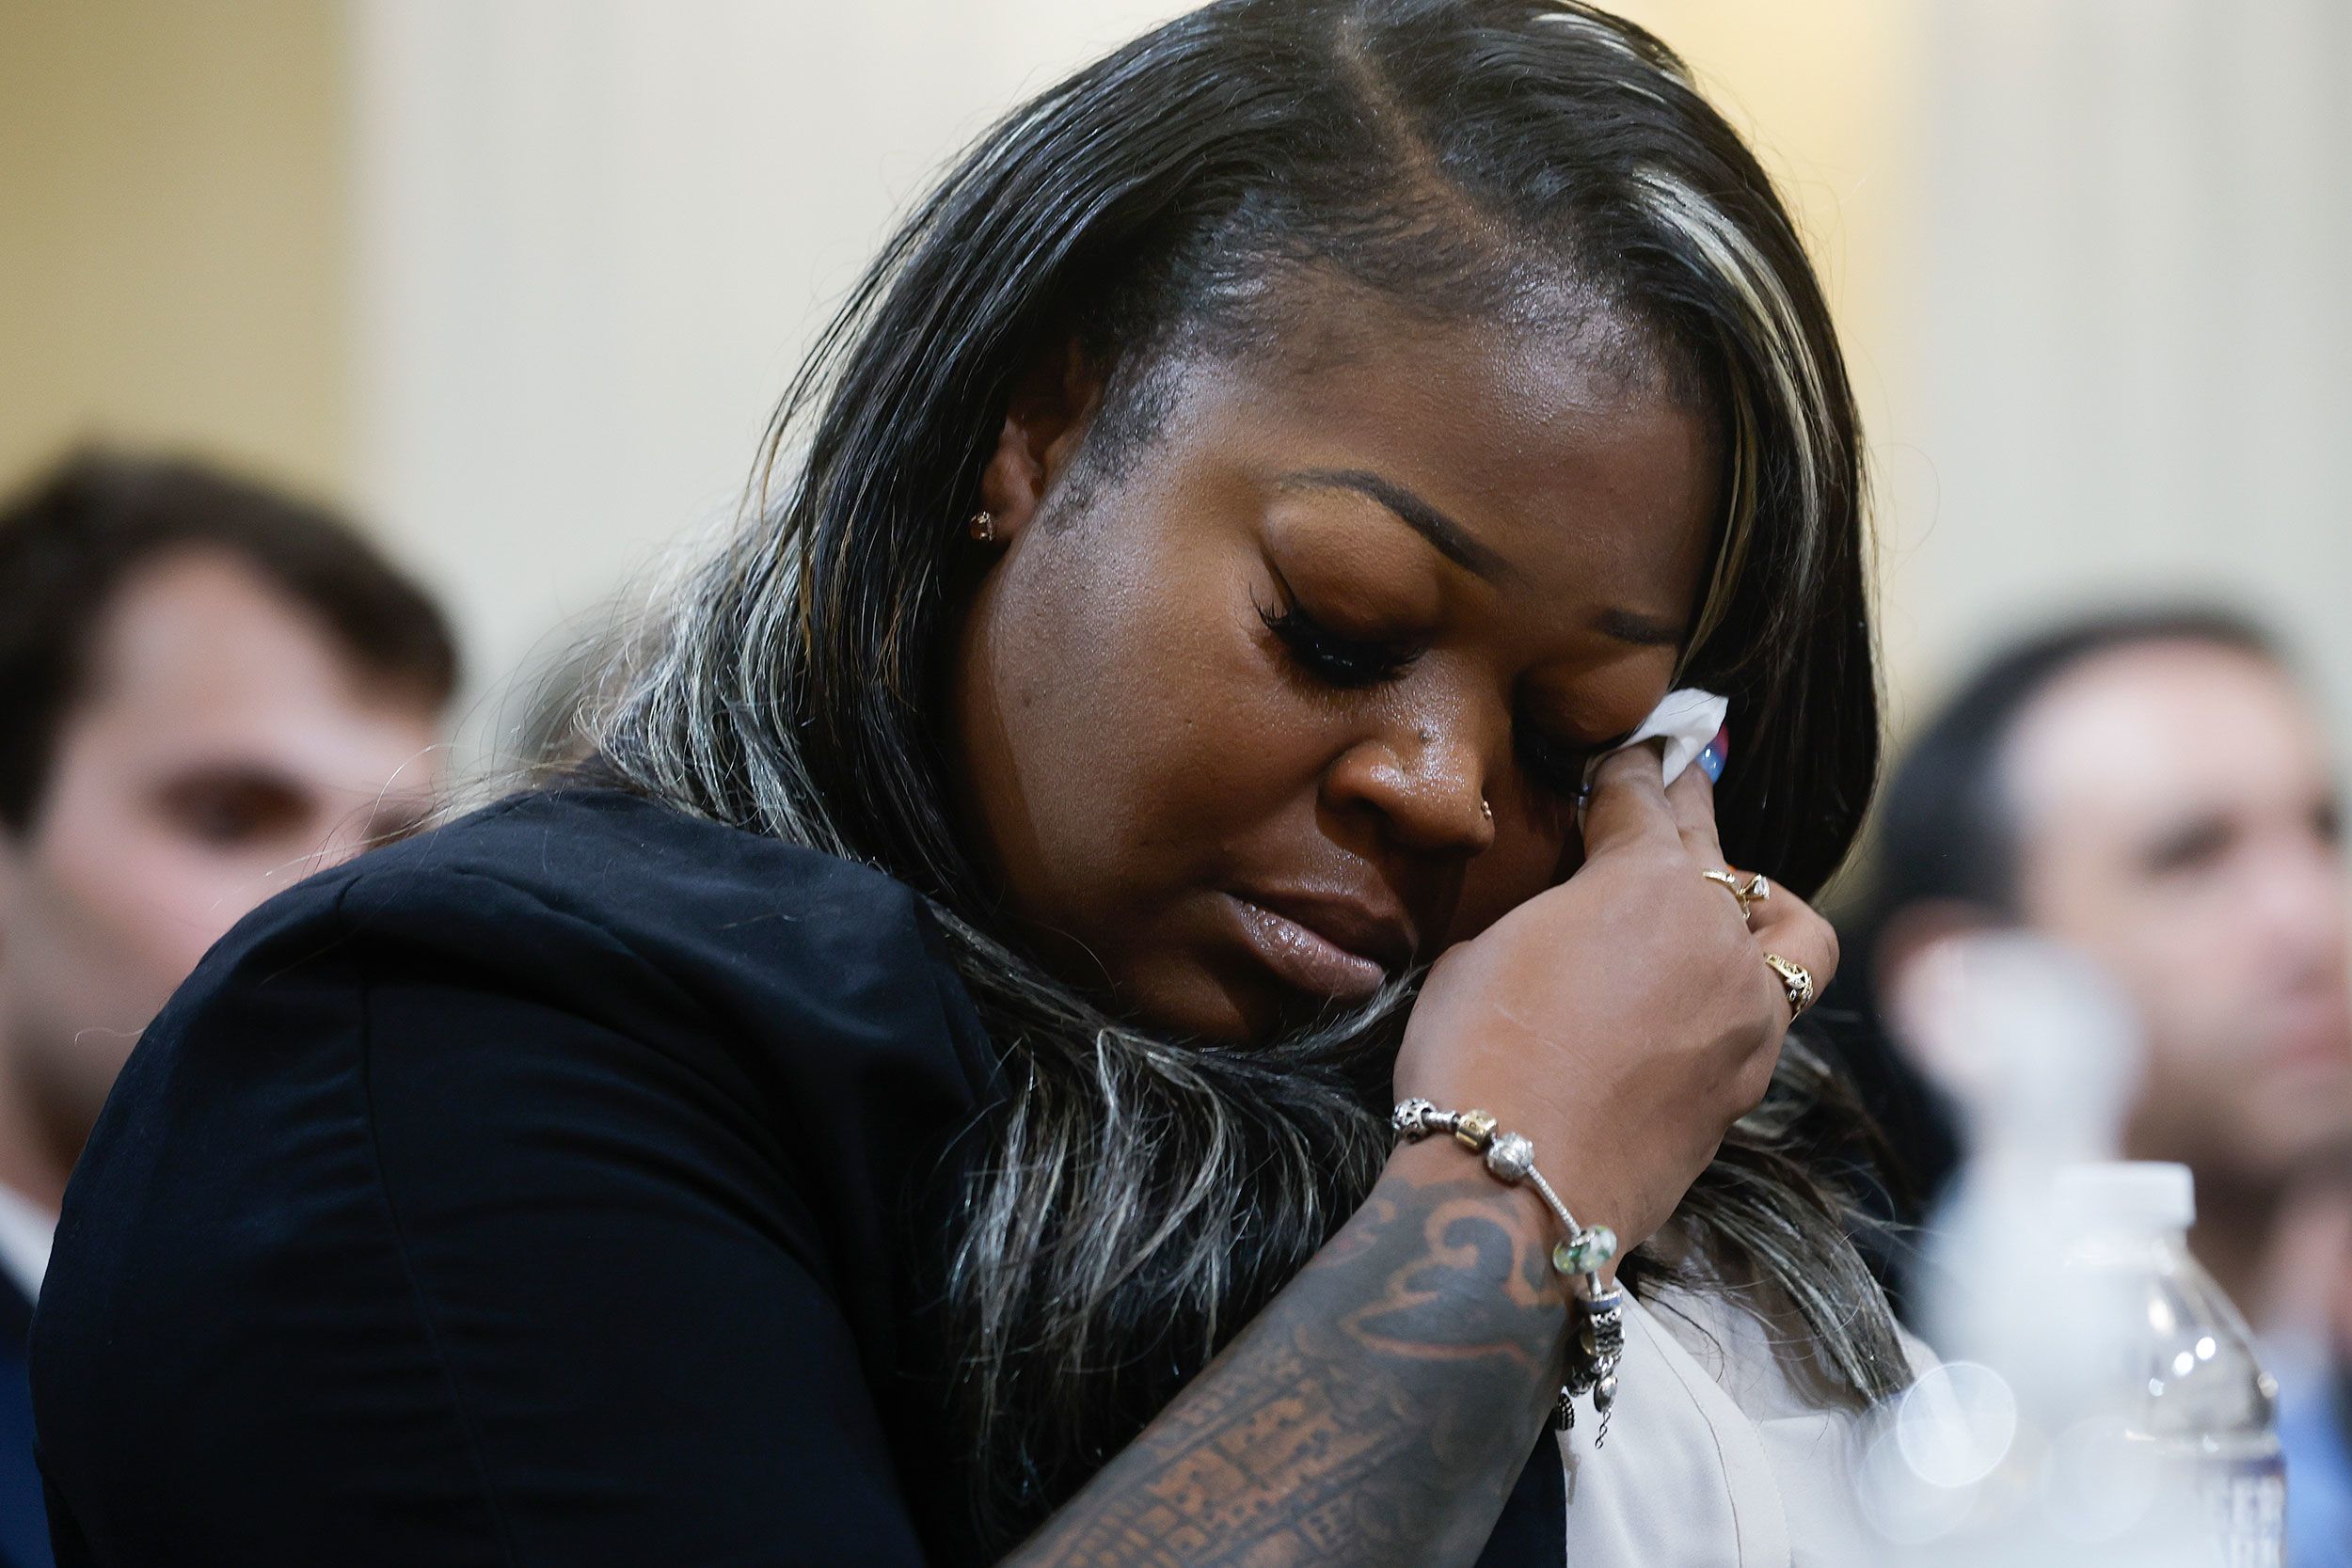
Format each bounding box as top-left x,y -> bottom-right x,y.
1551,1226 -> 1618,1277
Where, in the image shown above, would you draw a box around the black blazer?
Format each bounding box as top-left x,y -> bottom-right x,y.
1,1270 -> 52,1568
30,789 -> 1562,1565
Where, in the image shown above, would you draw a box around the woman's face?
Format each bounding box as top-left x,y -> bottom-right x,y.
948,281 -> 1717,1042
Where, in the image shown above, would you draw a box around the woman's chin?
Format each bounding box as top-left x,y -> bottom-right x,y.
1104,958 -> 1295,1048
1048,901 -> 1376,1046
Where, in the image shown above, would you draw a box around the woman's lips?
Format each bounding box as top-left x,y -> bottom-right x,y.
1227,895 -> 1396,1006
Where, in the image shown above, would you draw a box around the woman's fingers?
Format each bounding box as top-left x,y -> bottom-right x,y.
1745,884 -> 1840,1017
1581,721 -> 1833,1033
1580,741 -> 1679,855
1661,752 -> 1727,869
1590,734 -> 1729,872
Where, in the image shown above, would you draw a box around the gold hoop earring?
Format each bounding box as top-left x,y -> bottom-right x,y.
967,510 -> 996,544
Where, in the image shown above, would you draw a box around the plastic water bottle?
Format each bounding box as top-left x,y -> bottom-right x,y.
1891,933 -> 2144,1362
1860,942 -> 2282,1565
2055,1163 -> 2285,1567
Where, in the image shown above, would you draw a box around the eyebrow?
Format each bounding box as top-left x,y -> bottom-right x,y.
1279,467 -> 1515,582
1594,607 -> 1686,648
1278,467 -> 1689,649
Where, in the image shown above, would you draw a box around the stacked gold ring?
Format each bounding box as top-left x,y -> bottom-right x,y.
1700,867 -> 1771,921
1762,952 -> 1815,1017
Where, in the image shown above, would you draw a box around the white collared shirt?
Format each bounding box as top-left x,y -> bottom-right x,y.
0,1181 -> 55,1306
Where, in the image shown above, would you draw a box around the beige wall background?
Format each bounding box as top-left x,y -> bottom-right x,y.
1900,0 -> 2352,731
6,1 -> 2344,762
0,0 -> 349,500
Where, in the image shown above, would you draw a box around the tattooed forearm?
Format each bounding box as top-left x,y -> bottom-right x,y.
1004,1139 -> 1571,1568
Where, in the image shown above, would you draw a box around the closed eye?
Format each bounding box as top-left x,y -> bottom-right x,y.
1257,580 -> 1629,801
1516,724 -> 1608,800
1258,598 -> 1419,689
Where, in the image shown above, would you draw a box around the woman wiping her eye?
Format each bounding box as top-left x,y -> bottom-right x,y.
30,3 -> 1918,1564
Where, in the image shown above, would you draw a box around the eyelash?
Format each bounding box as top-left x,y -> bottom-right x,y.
1517,730 -> 1598,799
1258,596 -> 1597,799
1258,598 -> 1418,688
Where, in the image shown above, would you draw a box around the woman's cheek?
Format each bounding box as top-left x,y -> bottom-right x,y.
1126,669 -> 1303,857
1072,576 -> 1304,852
1441,826 -> 1573,946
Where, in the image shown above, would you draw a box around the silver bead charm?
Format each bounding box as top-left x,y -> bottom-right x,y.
1391,1098 -> 1438,1137
1484,1132 -> 1536,1182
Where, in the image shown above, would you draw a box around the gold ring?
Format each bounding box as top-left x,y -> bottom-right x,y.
1762,952 -> 1815,1017
1701,868 -> 1771,921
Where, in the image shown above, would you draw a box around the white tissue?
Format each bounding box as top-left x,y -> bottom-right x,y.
1580,688 -> 1728,804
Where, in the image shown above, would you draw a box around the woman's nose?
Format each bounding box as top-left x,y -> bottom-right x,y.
1322,717 -> 1497,854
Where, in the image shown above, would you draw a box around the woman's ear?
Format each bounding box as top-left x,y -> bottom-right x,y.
976,339 -> 1102,544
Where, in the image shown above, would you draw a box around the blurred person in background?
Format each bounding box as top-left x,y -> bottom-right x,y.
1834,608 -> 2352,1566
0,451 -> 458,1568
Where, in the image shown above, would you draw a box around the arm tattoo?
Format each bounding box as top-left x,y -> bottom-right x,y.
1005,1153 -> 1570,1568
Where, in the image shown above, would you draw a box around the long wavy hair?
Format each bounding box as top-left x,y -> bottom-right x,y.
588,0 -> 1904,1542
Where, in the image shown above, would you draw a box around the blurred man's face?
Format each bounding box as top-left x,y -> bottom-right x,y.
2006,640 -> 2352,1188
0,550 -> 445,1180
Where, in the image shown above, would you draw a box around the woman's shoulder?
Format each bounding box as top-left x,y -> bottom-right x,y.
183,785 -> 1002,1104
39,788 -> 1004,1566
345,785 -> 948,963
84,784 -> 1007,1315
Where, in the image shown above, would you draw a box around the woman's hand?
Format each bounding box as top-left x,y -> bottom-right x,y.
1012,748 -> 1840,1568
1392,741 -> 1840,1253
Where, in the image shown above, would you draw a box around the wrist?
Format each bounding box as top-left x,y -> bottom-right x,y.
1380,1135 -> 1621,1286
1381,1133 -> 1556,1231
1379,1104 -> 1631,1442
1375,1137 -> 1569,1308
1382,1110 -> 1623,1291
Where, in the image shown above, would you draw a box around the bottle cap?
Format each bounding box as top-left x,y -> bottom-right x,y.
2053,1161 -> 2195,1234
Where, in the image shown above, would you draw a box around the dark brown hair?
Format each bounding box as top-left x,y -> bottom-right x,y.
0,449 -> 460,830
